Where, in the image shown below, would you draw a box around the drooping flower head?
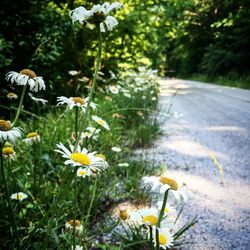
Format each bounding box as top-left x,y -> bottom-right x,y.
6,69 -> 45,92
0,120 -> 22,143
2,146 -> 16,161
7,92 -> 18,100
10,192 -> 28,202
70,2 -> 122,32
65,220 -> 83,236
57,96 -> 97,112
142,175 -> 192,204
55,143 -> 109,173
23,132 -> 41,145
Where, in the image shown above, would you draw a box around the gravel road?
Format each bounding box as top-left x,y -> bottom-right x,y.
147,79 -> 250,249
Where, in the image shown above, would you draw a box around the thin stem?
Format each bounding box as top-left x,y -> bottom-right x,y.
75,107 -> 79,142
85,175 -> 98,227
155,227 -> 159,250
12,85 -> 27,127
0,144 -> 20,249
75,27 -> 103,148
149,226 -> 154,250
157,189 -> 170,228
73,173 -> 77,250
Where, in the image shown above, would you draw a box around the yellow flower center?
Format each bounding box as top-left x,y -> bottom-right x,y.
0,120 -> 11,131
72,97 -> 85,105
79,169 -> 87,176
159,234 -> 167,245
96,153 -> 106,160
2,147 -> 15,155
20,69 -> 36,78
70,153 -> 90,165
119,210 -> 128,220
16,194 -> 23,200
7,92 -> 17,97
27,132 -> 38,138
143,215 -> 157,225
159,176 -> 179,190
97,119 -> 105,126
164,207 -> 170,214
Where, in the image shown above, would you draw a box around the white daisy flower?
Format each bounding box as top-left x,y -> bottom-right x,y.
23,132 -> 40,145
0,120 -> 22,143
57,96 -> 97,111
131,207 -> 174,228
55,143 -> 109,173
70,2 -> 122,32
65,220 -> 83,236
2,146 -> 16,161
7,92 -> 18,100
153,227 -> 174,248
10,192 -> 28,202
77,167 -> 92,178
92,116 -> 110,130
111,146 -> 121,152
152,97 -> 157,101
5,69 -> 45,92
81,127 -> 100,141
28,93 -> 48,105
109,85 -> 119,94
142,176 -> 192,204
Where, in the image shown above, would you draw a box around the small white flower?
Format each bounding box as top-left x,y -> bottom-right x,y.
57,96 -> 97,112
81,127 -> 100,141
109,85 -> 119,94
23,132 -> 40,145
92,116 -> 110,130
7,92 -> 18,100
152,97 -> 157,101
0,120 -> 22,143
55,143 -> 109,173
153,227 -> 174,248
10,192 -> 28,201
77,167 -> 92,178
118,162 -> 129,167
6,69 -> 45,92
111,146 -> 121,152
68,70 -> 80,76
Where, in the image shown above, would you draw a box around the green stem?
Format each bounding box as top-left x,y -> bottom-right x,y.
0,144 -> 20,249
157,189 -> 170,228
155,227 -> 159,250
75,27 -> 103,148
75,107 -> 79,142
85,175 -> 98,227
149,226 -> 154,250
12,85 -> 27,127
73,173 -> 77,250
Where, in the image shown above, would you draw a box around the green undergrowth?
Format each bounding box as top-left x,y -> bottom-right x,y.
0,69 -> 163,249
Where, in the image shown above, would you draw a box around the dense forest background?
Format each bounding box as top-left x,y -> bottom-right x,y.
1,0 -> 250,94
